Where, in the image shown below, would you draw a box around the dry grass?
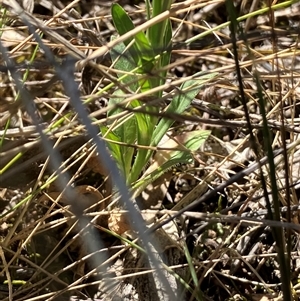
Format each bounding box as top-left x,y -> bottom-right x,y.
1,0 -> 300,300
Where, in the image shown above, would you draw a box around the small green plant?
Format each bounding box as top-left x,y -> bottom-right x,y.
101,1 -> 217,195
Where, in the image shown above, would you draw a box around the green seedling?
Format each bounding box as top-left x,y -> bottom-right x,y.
101,2 -> 218,196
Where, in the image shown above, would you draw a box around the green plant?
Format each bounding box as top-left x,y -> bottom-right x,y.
101,1 -> 217,195
225,1 -> 292,300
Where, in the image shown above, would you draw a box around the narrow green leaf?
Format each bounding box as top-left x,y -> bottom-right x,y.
153,72 -> 218,147
110,37 -> 154,93
127,99 -> 155,184
111,3 -> 134,35
132,130 -> 210,197
145,0 -> 151,20
110,40 -> 139,90
111,3 -> 140,66
159,19 -> 172,80
106,90 -> 137,176
183,241 -> 204,301
147,0 -> 173,52
100,126 -> 124,173
134,31 -> 154,63
108,97 -> 144,147
111,3 -> 154,71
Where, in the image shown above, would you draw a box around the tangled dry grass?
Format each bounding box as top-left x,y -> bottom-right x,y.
1,0 -> 300,300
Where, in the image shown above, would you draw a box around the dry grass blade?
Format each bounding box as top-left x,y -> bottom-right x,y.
1,0 -> 300,300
